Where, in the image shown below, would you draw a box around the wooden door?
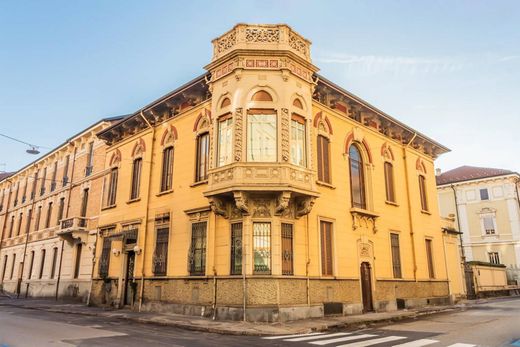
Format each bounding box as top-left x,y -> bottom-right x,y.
124,251 -> 135,306
360,262 -> 373,312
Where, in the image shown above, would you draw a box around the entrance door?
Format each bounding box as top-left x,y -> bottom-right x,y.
360,262 -> 374,312
124,251 -> 135,306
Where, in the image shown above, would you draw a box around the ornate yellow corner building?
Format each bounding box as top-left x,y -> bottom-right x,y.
91,24 -> 451,321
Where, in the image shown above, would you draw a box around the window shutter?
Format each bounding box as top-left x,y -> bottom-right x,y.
320,221 -> 333,276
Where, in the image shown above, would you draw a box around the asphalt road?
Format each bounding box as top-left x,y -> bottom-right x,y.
0,297 -> 519,347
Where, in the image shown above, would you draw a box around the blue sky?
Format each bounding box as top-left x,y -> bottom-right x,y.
1,0 -> 519,174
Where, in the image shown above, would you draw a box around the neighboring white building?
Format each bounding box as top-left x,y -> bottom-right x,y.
437,166 -> 520,282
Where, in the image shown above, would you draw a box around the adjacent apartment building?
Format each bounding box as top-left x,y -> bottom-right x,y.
0,117 -> 122,300
89,24 -> 453,322
437,166 -> 520,276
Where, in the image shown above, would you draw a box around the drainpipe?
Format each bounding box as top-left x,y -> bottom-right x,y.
138,112 -> 155,312
242,219 -> 247,322
55,143 -> 77,300
403,132 -> 418,281
306,213 -> 310,306
18,163 -> 39,298
441,229 -> 452,298
0,178 -> 13,288
86,230 -> 98,306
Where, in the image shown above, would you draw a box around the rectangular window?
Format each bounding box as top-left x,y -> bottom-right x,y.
80,189 -> 89,221
153,213 -> 170,276
8,215 -> 14,238
317,135 -> 331,183
253,222 -> 271,274
31,170 -> 38,199
28,251 -> 35,279
51,161 -> 58,191
85,141 -> 94,176
45,202 -> 53,229
34,206 -> 42,231
483,216 -> 495,234
74,243 -> 82,279
196,133 -> 209,182
40,167 -> 47,196
425,239 -> 435,279
189,222 -> 207,276
57,198 -> 65,226
384,162 -> 396,203
2,255 -> 7,281
98,237 -> 112,277
10,254 -> 16,280
247,113 -> 277,162
62,155 -> 70,186
16,213 -> 23,236
480,188 -> 489,200
217,115 -> 233,167
26,209 -> 32,234
50,247 -> 58,279
105,168 -> 118,207
161,147 -> 174,192
281,223 -> 294,276
130,158 -> 142,200
290,115 -> 306,166
39,249 -> 46,279
419,175 -> 429,212
488,252 -> 500,265
390,233 -> 402,278
320,221 -> 333,276
230,222 -> 242,275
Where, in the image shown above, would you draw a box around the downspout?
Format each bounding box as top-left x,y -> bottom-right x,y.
86,230 -> 98,306
138,112 -> 155,312
242,220 -> 247,322
450,185 -> 465,261
306,213 -> 310,306
18,163 -> 39,298
212,213 -> 217,320
55,143 -> 77,300
0,178 -> 13,288
403,132 -> 418,281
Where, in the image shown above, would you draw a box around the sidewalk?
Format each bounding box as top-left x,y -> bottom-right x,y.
0,295 -> 463,336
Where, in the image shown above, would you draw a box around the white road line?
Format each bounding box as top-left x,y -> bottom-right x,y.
284,333 -> 352,342
262,332 -> 325,340
336,335 -> 407,347
310,334 -> 377,345
446,344 -> 476,347
392,339 -> 439,347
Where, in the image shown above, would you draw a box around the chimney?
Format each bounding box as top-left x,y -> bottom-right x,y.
435,168 -> 441,176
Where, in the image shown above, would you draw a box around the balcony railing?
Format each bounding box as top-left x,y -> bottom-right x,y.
59,216 -> 89,232
205,162 -> 317,196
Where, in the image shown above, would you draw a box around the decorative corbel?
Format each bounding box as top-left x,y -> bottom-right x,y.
296,196 -> 315,218
233,191 -> 249,215
208,197 -> 228,219
275,191 -> 292,216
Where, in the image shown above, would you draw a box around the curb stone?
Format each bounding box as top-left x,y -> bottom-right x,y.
0,300 -> 462,336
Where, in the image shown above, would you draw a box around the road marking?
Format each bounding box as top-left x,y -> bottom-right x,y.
262,332 -> 325,340
284,333 -> 352,342
310,334 -> 377,345
446,344 -> 476,347
336,336 -> 407,346
392,339 -> 439,347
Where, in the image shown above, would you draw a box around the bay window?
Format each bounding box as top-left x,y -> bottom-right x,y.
247,112 -> 277,162
217,115 -> 233,166
290,114 -> 306,166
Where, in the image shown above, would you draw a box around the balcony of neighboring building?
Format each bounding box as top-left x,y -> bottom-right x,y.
56,216 -> 91,243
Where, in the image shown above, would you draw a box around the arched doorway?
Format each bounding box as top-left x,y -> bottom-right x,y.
360,262 -> 374,312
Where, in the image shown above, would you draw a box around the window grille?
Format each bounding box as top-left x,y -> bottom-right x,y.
230,223 -> 242,275
281,223 -> 294,276
253,222 -> 271,274
189,222 -> 207,276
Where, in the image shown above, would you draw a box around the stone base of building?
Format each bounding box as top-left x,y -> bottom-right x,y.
0,279 -> 91,302
90,277 -> 451,322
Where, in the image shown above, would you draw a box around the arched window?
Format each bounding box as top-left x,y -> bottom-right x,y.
384,162 -> 395,203
251,90 -> 273,102
130,158 -> 142,200
196,132 -> 209,181
349,145 -> 366,209
418,175 -> 428,212
161,146 -> 174,192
